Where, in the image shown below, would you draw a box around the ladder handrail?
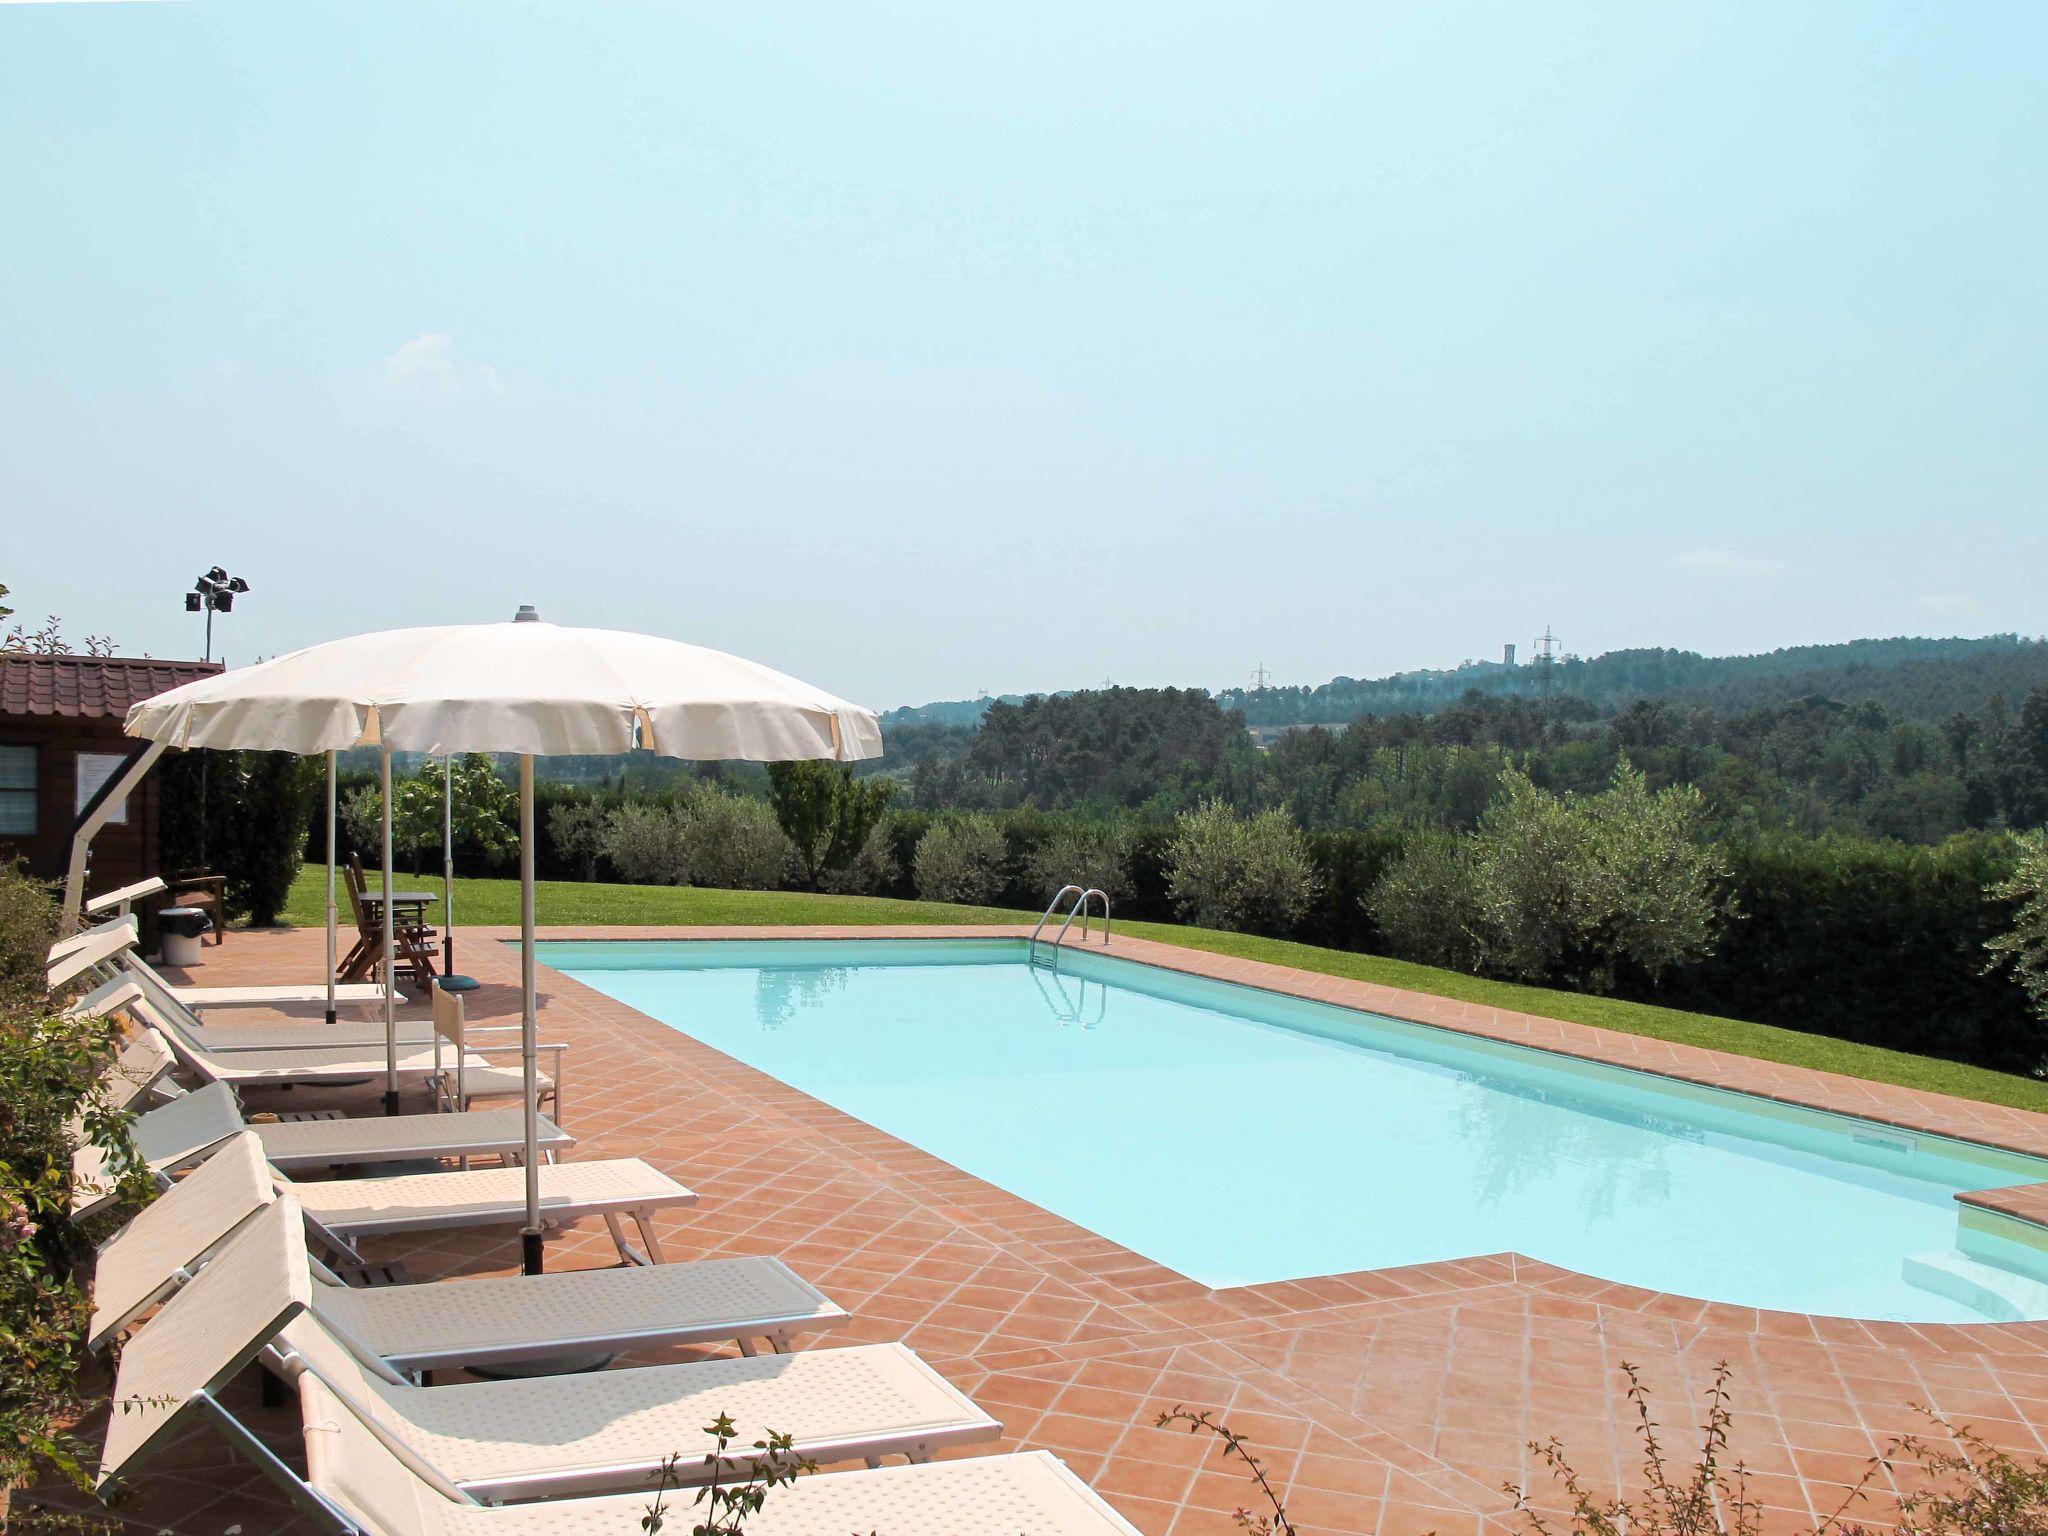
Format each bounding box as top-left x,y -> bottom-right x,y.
1030,886 -> 1087,951
1050,888 -> 1111,955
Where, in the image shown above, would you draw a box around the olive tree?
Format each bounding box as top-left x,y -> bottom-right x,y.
1163,800 -> 1319,936
1368,762 -> 1731,989
1026,822 -> 1136,903
913,813 -> 1009,905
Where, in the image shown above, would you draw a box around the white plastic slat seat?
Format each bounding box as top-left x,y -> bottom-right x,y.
98,1199 -> 312,1492
176,982 -> 392,1008
256,1106 -> 574,1172
300,1375 -> 1140,1536
89,1133 -> 274,1349
181,1018 -> 435,1052
311,1254 -> 848,1373
278,1315 -> 1000,1503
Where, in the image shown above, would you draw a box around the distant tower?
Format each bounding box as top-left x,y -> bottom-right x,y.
1531,627 -> 1562,696
1503,643 -> 1517,667
1251,662 -> 1271,691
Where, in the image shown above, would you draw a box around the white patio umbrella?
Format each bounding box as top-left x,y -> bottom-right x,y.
124,608 -> 882,1273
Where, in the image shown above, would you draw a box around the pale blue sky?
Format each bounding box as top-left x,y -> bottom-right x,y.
2,1 -> 2041,710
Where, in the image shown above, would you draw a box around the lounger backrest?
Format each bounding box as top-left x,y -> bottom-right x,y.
130,1080 -> 244,1171
100,1197 -> 311,1490
90,1132 -> 274,1350
63,974 -> 144,1023
46,914 -> 139,990
75,1079 -> 245,1216
47,912 -> 138,966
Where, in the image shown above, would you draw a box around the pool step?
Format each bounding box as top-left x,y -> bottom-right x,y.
1900,1249 -> 2048,1323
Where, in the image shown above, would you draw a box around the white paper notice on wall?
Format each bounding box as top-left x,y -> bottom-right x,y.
75,752 -> 132,826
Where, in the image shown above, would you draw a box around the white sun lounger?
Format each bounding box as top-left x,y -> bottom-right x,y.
272,1308 -> 1002,1502
89,1131 -> 848,1373
137,996 -> 545,1108
102,1204 -> 1009,1526
308,1252 -> 848,1374
301,1382 -> 1143,1536
289,1158 -> 693,1269
87,949 -> 433,1054
80,955 -> 560,1125
50,913 -> 392,1009
83,1081 -> 574,1189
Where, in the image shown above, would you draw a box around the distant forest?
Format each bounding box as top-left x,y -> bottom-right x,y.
878,636 -> 2048,845
883,634 -> 2048,733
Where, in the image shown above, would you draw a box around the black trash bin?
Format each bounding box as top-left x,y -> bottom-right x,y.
159,906 -> 213,967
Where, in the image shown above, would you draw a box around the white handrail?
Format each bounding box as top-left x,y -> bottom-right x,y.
1028,885 -> 1110,970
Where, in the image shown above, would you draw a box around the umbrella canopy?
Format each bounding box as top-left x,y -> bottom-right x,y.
125,613 -> 882,1273
125,617 -> 881,760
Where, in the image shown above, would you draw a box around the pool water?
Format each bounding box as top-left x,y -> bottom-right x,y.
538,938 -> 2048,1323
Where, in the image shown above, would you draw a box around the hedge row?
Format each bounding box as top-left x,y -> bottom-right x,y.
302,777 -> 2036,1076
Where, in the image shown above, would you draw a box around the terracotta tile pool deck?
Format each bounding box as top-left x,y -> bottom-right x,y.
39,924 -> 2048,1536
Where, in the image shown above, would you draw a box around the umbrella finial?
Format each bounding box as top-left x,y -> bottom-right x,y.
513,604 -> 540,623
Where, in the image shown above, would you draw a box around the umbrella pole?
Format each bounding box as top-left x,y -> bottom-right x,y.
325,751 -> 337,1025
382,744 -> 399,1116
443,755 -> 455,976
520,753 -> 542,1275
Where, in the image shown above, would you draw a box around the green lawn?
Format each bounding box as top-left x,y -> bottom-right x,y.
281,867 -> 2048,1116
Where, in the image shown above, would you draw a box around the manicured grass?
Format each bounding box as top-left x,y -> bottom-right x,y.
280,868 -> 2048,1116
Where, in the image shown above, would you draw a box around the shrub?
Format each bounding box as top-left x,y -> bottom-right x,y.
1163,800 -> 1320,936
677,785 -> 794,891
1576,762 -> 1732,987
159,749 -> 321,925
603,802 -> 690,885
548,799 -> 611,882
913,814 -> 1009,905
0,859 -> 55,1018
1987,829 -> 2048,1039
819,821 -> 900,896
0,864 -> 147,1503
1510,1362 -> 2048,1536
1466,770 -> 1589,981
1367,764 -> 1730,990
1365,832 -> 1483,972
1026,822 -> 1137,903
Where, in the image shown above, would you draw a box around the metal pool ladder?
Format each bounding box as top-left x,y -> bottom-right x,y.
1029,884 -> 1111,970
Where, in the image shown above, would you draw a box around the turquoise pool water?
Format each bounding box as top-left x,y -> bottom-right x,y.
538,937 -> 2048,1322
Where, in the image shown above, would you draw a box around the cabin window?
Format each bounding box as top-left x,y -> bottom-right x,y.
0,745 -> 35,836
74,751 -> 133,826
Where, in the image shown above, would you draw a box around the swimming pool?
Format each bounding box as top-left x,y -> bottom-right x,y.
538,937 -> 2048,1323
